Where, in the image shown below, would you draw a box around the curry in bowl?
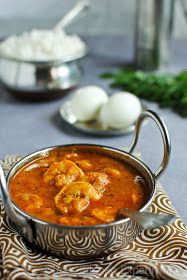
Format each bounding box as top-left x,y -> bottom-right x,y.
3,111 -> 170,259
10,147 -> 148,226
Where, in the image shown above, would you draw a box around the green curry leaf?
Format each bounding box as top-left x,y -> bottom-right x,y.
100,69 -> 187,117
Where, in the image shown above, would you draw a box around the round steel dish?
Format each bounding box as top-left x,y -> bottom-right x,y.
1,110 -> 171,260
59,100 -> 147,136
0,47 -> 87,101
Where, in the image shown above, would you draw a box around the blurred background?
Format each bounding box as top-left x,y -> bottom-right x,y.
0,0 -> 186,38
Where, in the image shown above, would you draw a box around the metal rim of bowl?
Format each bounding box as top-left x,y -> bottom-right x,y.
0,46 -> 88,66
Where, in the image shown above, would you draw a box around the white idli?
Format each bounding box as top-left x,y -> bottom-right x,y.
99,92 -> 142,129
70,86 -> 108,122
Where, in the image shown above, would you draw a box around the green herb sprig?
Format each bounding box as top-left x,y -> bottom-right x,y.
100,70 -> 187,117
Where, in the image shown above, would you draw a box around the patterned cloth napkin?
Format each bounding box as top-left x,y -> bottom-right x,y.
0,155 -> 187,280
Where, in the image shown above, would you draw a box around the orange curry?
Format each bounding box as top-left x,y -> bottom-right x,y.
10,148 -> 147,226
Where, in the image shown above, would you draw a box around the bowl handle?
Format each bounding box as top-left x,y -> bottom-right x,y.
128,110 -> 171,178
0,164 -> 34,242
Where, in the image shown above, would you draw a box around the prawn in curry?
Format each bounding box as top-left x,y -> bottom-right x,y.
10,148 -> 148,226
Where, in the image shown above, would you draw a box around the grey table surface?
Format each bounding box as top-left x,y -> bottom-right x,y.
0,35 -> 186,223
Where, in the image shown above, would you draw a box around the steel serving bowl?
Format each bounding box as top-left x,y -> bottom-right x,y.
1,110 -> 171,260
0,46 -> 87,101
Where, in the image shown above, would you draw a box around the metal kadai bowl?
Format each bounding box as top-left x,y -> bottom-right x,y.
0,47 -> 87,101
0,110 -> 171,260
